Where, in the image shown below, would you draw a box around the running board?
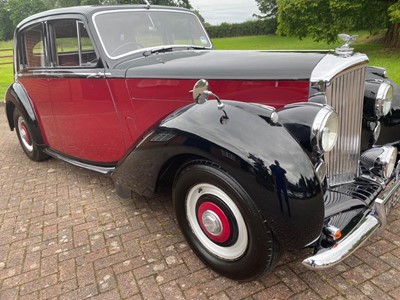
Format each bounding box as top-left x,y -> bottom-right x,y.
44,149 -> 115,175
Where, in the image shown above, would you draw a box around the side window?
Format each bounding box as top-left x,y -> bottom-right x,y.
50,19 -> 97,67
22,23 -> 47,69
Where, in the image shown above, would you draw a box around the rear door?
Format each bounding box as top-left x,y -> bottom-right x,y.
45,18 -> 125,163
17,22 -> 56,148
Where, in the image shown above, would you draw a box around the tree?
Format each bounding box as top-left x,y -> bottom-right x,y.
254,0 -> 277,19
276,0 -> 400,47
0,1 -> 14,40
7,0 -> 48,27
386,1 -> 400,47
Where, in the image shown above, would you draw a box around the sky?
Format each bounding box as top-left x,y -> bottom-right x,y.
189,0 -> 261,25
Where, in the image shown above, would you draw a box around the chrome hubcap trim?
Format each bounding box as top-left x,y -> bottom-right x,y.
202,210 -> 223,236
18,117 -> 33,152
186,183 -> 248,260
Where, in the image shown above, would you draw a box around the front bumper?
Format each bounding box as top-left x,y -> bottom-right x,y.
302,177 -> 400,270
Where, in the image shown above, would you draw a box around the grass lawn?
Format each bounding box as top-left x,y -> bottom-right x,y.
0,33 -> 399,100
212,33 -> 400,85
0,40 -> 13,101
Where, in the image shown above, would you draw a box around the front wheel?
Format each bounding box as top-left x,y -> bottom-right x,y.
173,161 -> 282,281
13,109 -> 49,162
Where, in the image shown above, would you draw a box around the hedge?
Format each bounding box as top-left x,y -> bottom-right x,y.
205,19 -> 277,38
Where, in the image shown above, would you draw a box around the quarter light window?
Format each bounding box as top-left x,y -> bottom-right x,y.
22,24 -> 46,68
50,19 -> 97,67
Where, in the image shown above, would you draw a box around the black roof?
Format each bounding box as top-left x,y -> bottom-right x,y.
17,5 -> 189,29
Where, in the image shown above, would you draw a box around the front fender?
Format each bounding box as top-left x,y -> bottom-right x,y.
112,100 -> 324,249
5,82 -> 45,145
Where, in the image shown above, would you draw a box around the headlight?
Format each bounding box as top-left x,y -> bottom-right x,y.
312,106 -> 339,153
376,82 -> 393,117
360,146 -> 397,179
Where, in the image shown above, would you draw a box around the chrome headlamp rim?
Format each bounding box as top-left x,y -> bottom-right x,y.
381,146 -> 397,179
361,146 -> 398,180
376,82 -> 393,117
312,105 -> 339,153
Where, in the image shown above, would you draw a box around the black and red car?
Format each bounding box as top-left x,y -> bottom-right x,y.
5,4 -> 400,280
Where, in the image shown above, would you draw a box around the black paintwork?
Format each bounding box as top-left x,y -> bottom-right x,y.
277,102 -> 325,160
112,100 -> 325,249
5,83 -> 45,147
16,5 -> 188,30
120,50 -> 327,81
361,68 -> 400,150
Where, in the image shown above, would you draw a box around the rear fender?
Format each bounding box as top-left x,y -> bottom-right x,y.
5,82 -> 45,145
112,100 -> 325,249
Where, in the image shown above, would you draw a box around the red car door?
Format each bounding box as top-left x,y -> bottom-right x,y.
46,19 -> 125,163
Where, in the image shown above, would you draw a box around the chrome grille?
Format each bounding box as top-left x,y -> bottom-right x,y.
325,65 -> 367,186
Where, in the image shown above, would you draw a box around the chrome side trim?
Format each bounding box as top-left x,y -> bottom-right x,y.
17,71 -> 111,79
311,53 -> 369,84
44,149 -> 115,175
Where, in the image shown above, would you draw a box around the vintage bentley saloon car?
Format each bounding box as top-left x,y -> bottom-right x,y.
5,5 -> 400,280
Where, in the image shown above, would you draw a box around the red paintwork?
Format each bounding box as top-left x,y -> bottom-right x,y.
20,77 -> 125,162
19,78 -> 53,146
124,79 -> 309,147
22,76 -> 309,163
197,201 -> 231,243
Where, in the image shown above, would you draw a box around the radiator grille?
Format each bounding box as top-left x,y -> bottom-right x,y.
324,65 -> 367,186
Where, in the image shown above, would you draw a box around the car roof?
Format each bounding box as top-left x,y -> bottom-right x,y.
17,5 -> 190,29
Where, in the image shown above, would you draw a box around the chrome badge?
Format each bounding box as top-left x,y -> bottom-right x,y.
335,33 -> 358,57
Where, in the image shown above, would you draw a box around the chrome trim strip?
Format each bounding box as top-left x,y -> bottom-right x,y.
17,71 -> 110,79
310,53 -> 369,84
44,149 -> 115,175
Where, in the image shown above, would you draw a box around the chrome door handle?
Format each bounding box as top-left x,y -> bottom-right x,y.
87,72 -> 104,79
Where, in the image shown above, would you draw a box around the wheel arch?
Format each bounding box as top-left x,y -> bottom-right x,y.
4,83 -> 45,145
112,101 -> 325,249
156,153 -> 207,191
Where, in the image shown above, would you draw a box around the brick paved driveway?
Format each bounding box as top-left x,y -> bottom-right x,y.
1,108 -> 400,299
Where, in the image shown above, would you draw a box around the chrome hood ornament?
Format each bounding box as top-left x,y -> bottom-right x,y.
335,34 -> 358,57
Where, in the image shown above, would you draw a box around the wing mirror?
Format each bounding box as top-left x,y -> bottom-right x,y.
192,79 -> 224,109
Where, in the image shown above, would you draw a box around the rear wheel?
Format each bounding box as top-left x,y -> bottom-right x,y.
13,109 -> 48,162
173,161 -> 282,281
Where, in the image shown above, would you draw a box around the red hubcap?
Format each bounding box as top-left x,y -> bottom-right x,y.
197,202 -> 231,243
20,124 -> 31,145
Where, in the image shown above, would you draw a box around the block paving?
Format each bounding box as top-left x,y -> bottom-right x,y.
1,107 -> 400,299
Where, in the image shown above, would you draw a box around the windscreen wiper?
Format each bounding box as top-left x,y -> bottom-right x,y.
143,45 -> 208,57
187,45 -> 208,50
143,47 -> 174,57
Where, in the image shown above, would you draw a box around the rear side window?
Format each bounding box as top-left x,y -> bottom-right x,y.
21,24 -> 47,68
49,19 -> 97,67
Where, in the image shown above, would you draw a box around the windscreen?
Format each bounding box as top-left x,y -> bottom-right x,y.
93,10 -> 212,59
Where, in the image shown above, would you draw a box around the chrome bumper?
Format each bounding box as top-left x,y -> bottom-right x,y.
302,177 -> 400,270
